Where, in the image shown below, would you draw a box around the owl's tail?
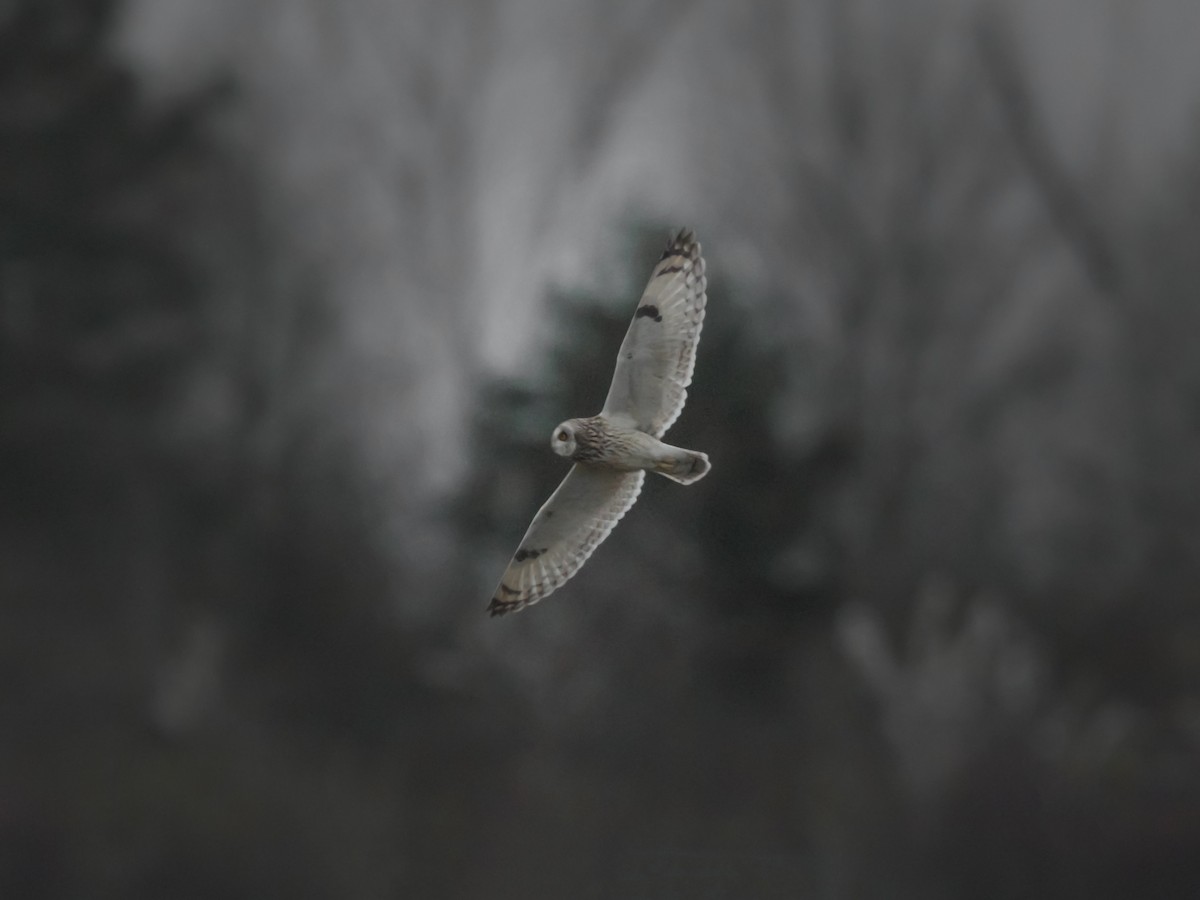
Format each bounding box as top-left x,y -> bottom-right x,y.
656,447 -> 711,485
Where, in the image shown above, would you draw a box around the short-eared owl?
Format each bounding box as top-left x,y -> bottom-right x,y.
488,229 -> 710,616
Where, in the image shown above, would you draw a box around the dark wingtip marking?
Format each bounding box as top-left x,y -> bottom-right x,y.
660,229 -> 697,259
636,304 -> 663,323
488,598 -> 515,617
514,547 -> 546,562
658,263 -> 684,275
488,583 -> 523,616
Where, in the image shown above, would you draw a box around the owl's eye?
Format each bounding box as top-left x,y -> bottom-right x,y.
558,430 -> 569,441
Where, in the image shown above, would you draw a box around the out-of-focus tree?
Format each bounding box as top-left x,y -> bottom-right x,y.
750,0 -> 1057,611
0,0 -> 225,737
174,0 -> 505,497
734,3 -> 1200,895
0,2 -> 451,896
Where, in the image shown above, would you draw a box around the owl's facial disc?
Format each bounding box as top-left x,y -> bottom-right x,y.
551,421 -> 576,457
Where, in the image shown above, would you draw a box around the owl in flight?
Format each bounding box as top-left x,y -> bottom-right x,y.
488,229 -> 710,616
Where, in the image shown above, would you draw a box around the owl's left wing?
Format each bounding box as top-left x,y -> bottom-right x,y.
488,465 -> 645,616
601,229 -> 707,438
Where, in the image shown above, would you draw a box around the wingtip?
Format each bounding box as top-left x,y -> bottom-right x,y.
662,228 -> 700,260
487,596 -> 518,617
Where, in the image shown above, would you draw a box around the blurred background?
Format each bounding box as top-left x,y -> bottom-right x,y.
4,0 -> 1200,896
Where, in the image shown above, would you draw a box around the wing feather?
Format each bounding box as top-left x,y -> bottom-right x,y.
601,229 -> 707,437
487,466 -> 645,616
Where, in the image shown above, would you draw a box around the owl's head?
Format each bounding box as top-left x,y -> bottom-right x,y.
551,420 -> 579,458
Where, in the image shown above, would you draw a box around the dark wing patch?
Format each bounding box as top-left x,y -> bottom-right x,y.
513,547 -> 547,562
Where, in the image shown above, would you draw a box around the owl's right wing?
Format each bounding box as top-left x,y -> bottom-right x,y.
488,465 -> 645,616
601,229 -> 707,438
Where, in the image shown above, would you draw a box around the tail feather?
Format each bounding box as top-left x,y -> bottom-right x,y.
657,449 -> 710,485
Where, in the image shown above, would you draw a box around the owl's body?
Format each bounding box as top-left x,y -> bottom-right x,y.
552,416 -> 710,483
488,229 -> 710,616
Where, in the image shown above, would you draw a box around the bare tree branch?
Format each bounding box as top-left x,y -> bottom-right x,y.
975,10 -> 1124,298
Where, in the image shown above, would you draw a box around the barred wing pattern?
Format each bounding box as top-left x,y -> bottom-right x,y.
488,466 -> 646,616
602,230 -> 707,438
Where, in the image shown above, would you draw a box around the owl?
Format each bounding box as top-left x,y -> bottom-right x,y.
488,229 -> 710,616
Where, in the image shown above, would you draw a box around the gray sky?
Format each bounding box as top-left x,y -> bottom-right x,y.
119,0 -> 1200,354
